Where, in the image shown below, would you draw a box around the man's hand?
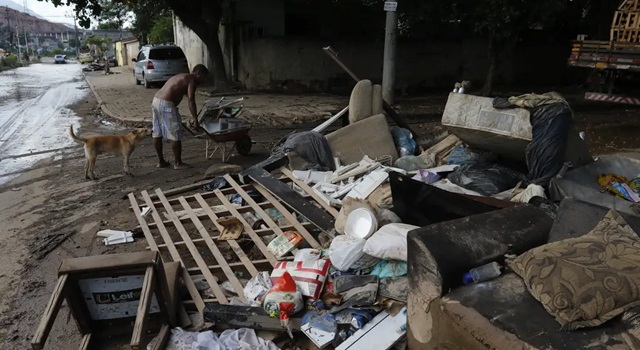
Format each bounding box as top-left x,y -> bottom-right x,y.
189,118 -> 200,130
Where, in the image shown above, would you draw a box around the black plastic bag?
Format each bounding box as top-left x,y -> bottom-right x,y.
448,164 -> 526,196
526,103 -> 572,188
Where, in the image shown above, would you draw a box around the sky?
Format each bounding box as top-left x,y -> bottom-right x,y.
25,0 -> 76,26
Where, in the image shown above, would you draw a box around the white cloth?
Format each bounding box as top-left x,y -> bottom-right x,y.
156,328 -> 280,350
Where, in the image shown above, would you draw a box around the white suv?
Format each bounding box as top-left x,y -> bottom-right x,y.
132,45 -> 189,88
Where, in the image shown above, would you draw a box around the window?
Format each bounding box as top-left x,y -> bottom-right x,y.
137,51 -> 146,61
149,48 -> 186,60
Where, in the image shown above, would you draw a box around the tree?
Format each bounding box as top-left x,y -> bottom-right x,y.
148,14 -> 174,44
98,0 -> 132,39
129,0 -> 169,44
68,38 -> 78,48
46,0 -> 229,90
84,36 -> 112,73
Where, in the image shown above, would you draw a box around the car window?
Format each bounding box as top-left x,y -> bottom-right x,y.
137,51 -> 146,61
149,48 -> 185,60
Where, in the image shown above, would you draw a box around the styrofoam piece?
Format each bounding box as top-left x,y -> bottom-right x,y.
302,323 -> 335,349
331,181 -> 360,199
344,208 -> 378,240
96,229 -> 131,238
103,231 -> 134,245
141,206 -> 152,217
425,164 -> 459,173
292,170 -> 334,184
345,171 -> 389,200
336,307 -> 407,350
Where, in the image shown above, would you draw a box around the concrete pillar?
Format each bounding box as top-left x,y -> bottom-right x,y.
382,2 -> 398,104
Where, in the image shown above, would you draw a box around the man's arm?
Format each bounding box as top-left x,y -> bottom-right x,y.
187,78 -> 199,127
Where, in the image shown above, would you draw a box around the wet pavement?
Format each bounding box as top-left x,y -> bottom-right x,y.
0,63 -> 89,185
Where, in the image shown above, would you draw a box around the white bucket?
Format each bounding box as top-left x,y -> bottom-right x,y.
345,208 -> 378,240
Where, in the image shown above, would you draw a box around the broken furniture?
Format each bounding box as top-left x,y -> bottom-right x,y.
31,251 -> 180,350
128,171 -> 337,313
195,97 -> 252,162
406,199 -> 640,349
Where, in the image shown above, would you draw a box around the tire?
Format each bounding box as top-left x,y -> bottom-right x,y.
143,75 -> 152,89
134,72 -> 141,85
236,136 -> 252,156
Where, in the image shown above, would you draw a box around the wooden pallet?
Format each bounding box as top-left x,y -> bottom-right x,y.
611,0 -> 640,42
128,171 -> 337,310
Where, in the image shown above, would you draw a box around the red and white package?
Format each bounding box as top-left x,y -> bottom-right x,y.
263,271 -> 303,337
270,259 -> 331,300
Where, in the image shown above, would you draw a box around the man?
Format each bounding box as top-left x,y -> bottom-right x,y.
151,64 -> 209,169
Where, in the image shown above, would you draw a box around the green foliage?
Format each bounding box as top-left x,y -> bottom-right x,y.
51,48 -> 65,55
129,0 -> 170,44
84,36 -> 112,57
148,14 -> 174,44
68,38 -> 78,48
1,54 -> 18,67
57,41 -> 64,49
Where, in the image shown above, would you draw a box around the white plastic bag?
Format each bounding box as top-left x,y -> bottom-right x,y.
244,272 -> 273,307
294,248 -> 322,262
363,224 -> 419,261
328,235 -> 366,271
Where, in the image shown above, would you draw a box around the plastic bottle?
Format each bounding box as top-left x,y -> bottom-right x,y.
462,262 -> 502,285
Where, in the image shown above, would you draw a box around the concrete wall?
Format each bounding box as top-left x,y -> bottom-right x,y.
173,16 -> 215,72
236,37 -> 574,93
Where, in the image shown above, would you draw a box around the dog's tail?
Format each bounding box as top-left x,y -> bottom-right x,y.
69,125 -> 87,144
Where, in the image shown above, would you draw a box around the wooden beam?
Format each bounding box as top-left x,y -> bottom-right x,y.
130,266 -> 156,350
248,168 -> 335,231
31,275 -> 69,350
78,333 -> 92,350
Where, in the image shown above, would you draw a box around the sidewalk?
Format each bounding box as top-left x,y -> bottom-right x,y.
84,67 -> 347,126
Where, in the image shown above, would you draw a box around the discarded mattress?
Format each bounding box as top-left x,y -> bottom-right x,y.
550,155 -> 640,215
442,93 -> 531,161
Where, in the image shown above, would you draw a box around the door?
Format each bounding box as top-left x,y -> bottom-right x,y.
134,50 -> 146,79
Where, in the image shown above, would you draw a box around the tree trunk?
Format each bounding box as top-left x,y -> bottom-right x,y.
481,33 -> 497,97
169,0 -> 231,91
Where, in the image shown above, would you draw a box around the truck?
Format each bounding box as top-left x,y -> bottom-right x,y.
568,0 -> 640,105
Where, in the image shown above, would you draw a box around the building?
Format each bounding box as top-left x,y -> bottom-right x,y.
84,30 -> 134,58
114,37 -> 139,69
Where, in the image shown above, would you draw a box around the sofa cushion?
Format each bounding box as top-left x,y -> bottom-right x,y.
509,210 -> 640,330
326,114 -> 398,165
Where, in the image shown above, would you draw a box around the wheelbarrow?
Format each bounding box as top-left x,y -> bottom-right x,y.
191,97 -> 253,163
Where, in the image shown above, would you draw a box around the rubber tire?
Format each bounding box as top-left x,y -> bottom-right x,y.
236,136 -> 252,156
144,76 -> 152,89
134,72 -> 141,85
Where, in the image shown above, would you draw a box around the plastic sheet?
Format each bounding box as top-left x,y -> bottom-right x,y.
282,131 -> 335,171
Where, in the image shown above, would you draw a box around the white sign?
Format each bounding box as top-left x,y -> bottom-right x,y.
384,1 -> 398,12
79,275 -> 161,320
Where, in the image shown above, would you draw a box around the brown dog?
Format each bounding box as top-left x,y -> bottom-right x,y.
69,126 -> 149,180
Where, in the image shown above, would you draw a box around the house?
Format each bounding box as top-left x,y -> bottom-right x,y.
114,37 -> 138,68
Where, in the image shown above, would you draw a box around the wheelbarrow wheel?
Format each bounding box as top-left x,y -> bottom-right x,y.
236,136 -> 252,156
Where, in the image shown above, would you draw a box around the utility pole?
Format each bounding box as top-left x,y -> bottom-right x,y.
382,0 -> 398,105
15,25 -> 21,62
73,14 -> 80,57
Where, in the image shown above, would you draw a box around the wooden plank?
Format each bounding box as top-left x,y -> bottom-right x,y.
147,179 -> 216,201
130,266 -> 156,350
249,168 -> 335,232
140,191 -> 206,313
162,262 -> 181,327
178,196 -> 248,302
150,324 -> 171,350
252,184 -> 321,248
31,274 -> 69,350
194,194 -> 259,277
78,333 -> 92,350
155,189 -> 229,304
213,190 -> 278,266
203,304 -> 302,331
224,174 -> 286,237
58,251 -> 158,274
280,167 -> 340,218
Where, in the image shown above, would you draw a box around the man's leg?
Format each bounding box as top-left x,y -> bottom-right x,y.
154,137 -> 170,168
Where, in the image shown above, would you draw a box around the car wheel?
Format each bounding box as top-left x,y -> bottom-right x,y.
134,72 -> 141,85
144,79 -> 152,89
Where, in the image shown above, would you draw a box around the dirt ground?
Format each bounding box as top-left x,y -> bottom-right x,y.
1,88 -> 640,349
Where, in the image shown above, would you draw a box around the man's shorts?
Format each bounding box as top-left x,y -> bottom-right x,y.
151,98 -> 182,141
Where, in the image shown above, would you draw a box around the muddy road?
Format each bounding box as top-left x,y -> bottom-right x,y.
0,63 -> 90,185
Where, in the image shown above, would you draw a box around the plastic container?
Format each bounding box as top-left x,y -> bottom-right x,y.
462,262 -> 502,285
344,208 -> 378,240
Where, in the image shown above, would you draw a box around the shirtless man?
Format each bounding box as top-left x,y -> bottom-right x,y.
151,64 -> 209,169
